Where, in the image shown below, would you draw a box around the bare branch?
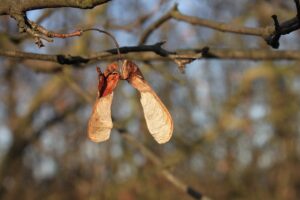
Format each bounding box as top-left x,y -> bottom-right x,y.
139,3 -> 300,48
0,0 -> 111,15
119,131 -> 210,200
1,43 -> 300,72
1,0 -> 110,47
171,8 -> 271,37
2,1 -> 300,48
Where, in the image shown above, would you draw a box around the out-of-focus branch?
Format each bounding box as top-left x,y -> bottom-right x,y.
29,102 -> 82,143
0,102 -> 82,197
0,75 -> 79,197
119,131 -> 210,200
36,9 -> 56,24
105,10 -> 155,32
12,76 -> 64,137
138,5 -> 175,44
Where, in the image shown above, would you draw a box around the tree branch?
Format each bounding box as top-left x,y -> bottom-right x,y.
1,0 -> 110,47
0,0 -> 111,15
1,43 -> 300,72
173,1 -> 300,49
139,3 -> 300,49
171,8 -> 271,37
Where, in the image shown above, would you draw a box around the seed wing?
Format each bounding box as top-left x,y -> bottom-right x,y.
88,93 -> 113,142
140,89 -> 173,144
121,60 -> 173,144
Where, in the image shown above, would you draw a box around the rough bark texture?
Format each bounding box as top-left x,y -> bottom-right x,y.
0,0 -> 111,15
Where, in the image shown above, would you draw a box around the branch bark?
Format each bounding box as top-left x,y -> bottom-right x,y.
139,3 -> 300,49
0,0 -> 111,15
1,43 -> 300,72
0,0 -> 111,47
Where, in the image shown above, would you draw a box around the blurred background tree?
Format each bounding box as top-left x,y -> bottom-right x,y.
0,0 -> 300,199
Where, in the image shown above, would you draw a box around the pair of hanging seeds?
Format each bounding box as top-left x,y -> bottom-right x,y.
87,60 -> 173,144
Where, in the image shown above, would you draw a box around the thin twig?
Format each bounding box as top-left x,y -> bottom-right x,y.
28,19 -> 83,38
83,28 -> 121,61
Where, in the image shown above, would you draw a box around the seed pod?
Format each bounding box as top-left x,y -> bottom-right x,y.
122,60 -> 173,144
88,63 -> 120,142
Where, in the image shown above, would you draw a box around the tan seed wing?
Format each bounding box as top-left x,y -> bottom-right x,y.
140,91 -> 173,144
88,93 -> 113,142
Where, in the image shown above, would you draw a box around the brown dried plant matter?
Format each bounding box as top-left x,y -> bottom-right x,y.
122,60 -> 173,144
88,60 -> 173,144
87,63 -> 119,142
